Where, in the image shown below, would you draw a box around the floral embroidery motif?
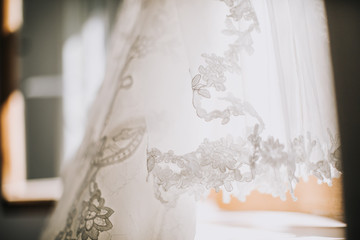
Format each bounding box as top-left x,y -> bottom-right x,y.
260,137 -> 288,168
147,124 -> 342,204
77,182 -> 114,240
54,123 -> 146,240
50,0 -> 341,238
191,0 -> 263,126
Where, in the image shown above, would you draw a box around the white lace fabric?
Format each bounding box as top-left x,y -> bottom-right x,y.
41,0 -> 341,239
144,0 -> 340,204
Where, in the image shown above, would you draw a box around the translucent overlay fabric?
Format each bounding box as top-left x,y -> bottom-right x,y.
41,0 -> 341,239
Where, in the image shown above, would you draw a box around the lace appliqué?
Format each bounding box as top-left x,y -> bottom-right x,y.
55,124 -> 145,240
142,0 -> 343,205
55,182 -> 114,240
191,0 -> 263,126
147,124 -> 342,204
77,182 -> 114,240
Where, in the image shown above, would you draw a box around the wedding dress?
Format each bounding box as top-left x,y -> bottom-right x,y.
41,0 -> 341,239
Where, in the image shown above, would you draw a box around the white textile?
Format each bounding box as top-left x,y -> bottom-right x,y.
41,0 -> 341,239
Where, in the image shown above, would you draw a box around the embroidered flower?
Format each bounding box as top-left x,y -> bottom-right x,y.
260,137 -> 287,168
190,0 -> 261,126
77,184 -> 114,240
199,137 -> 238,172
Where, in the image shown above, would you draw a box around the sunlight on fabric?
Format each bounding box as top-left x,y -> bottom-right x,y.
195,203 -> 345,240
40,0 -> 343,238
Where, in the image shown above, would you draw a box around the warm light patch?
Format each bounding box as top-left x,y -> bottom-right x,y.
0,91 -> 62,202
2,0 -> 23,34
0,91 -> 27,191
210,176 -> 343,220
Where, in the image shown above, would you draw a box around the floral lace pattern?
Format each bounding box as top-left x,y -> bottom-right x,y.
54,123 -> 146,240
48,0 -> 340,238
191,0 -> 263,126
55,181 -> 114,240
147,124 -> 341,204
77,182 -> 114,240
145,0 -> 341,205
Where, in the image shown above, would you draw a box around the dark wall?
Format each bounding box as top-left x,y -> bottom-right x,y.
326,1 -> 360,239
21,0 -> 63,179
0,203 -> 54,240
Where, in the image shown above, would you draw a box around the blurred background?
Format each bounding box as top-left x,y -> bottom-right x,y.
10,0 -> 120,179
0,0 -> 121,239
0,0 -> 360,240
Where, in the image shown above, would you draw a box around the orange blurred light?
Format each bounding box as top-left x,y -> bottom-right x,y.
0,91 -> 27,198
0,91 -> 63,202
3,0 -> 23,34
210,176 -> 343,220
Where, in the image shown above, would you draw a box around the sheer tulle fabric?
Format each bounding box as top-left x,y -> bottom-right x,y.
41,0 -> 341,239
